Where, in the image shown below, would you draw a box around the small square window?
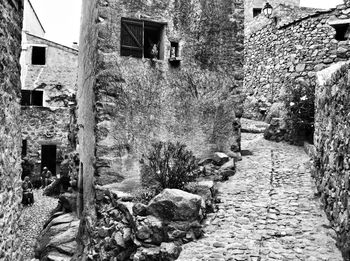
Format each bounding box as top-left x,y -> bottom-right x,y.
32,46 -> 46,65
331,23 -> 350,41
170,42 -> 179,58
253,8 -> 262,18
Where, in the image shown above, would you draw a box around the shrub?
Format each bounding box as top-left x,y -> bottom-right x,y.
140,141 -> 198,192
284,79 -> 315,144
132,187 -> 158,205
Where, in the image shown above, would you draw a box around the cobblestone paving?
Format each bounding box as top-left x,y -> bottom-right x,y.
178,133 -> 343,261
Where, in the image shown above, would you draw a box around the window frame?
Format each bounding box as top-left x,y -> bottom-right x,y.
21,89 -> 44,107
120,17 -> 166,60
253,8 -> 262,18
31,45 -> 47,65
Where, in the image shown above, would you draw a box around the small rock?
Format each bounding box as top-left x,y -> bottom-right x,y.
212,152 -> 230,165
133,203 -> 148,216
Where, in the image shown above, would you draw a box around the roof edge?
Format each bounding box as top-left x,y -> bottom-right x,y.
25,32 -> 79,53
27,0 -> 46,33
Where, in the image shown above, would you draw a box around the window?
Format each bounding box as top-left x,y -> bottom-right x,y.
331,24 -> 350,41
21,90 -> 43,106
170,42 -> 179,58
32,46 -> 46,65
253,8 -> 262,18
120,18 -> 165,59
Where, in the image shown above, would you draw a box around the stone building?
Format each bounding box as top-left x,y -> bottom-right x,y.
0,0 -> 24,259
244,0 -> 300,25
20,0 -> 78,176
78,0 -> 244,210
244,2 -> 350,120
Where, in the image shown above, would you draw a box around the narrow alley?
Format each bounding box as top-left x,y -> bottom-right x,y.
178,130 -> 342,261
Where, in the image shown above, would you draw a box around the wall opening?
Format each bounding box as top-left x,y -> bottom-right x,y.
22,140 -> 27,157
21,90 -> 43,106
170,41 -> 179,58
31,90 -> 43,106
41,144 -> 57,176
21,90 -> 31,106
253,8 -> 262,18
120,18 -> 165,60
32,46 -> 46,65
144,22 -> 163,59
330,22 -> 350,41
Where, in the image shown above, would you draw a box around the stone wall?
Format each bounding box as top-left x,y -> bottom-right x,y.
90,0 -> 244,191
244,4 -> 350,120
21,33 -> 78,175
314,63 -> 350,259
0,0 -> 23,259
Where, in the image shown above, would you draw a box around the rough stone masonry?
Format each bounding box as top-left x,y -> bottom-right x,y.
244,2 -> 350,120
0,0 -> 24,260
78,0 -> 244,206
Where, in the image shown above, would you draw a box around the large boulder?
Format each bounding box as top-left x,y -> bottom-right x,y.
147,189 -> 202,222
35,213 -> 79,260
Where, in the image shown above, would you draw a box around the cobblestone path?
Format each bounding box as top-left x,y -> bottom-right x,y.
18,189 -> 57,260
178,133 -> 343,261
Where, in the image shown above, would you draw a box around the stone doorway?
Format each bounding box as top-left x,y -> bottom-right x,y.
41,144 -> 57,176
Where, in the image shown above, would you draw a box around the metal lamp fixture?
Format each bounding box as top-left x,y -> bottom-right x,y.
263,2 -> 273,18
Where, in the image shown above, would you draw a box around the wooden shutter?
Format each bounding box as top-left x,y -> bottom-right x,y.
21,90 -> 31,106
121,18 -> 144,58
31,90 -> 43,106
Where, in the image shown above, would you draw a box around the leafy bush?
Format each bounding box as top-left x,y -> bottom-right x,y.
140,141 -> 198,192
284,79 -> 315,144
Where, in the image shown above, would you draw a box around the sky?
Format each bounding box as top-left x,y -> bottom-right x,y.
29,0 -> 343,47
30,0 -> 82,47
300,0 -> 343,9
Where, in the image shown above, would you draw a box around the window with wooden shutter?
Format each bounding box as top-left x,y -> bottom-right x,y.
121,18 -> 144,58
32,90 -> 43,106
21,90 -> 31,106
120,18 -> 165,60
21,90 -> 43,106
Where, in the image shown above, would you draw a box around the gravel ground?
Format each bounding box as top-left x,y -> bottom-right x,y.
18,189 -> 58,260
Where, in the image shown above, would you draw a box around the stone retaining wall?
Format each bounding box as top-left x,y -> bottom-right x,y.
244,3 -> 350,120
314,63 -> 350,259
0,0 -> 23,259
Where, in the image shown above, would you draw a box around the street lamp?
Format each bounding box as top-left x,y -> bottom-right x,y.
262,2 -> 275,103
263,2 -> 273,18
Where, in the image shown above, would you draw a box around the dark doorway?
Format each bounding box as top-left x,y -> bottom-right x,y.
22,140 -> 27,157
41,145 -> 57,176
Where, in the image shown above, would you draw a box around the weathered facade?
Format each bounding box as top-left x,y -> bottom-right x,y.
244,3 -> 350,120
314,62 -> 350,260
78,0 -> 244,209
20,32 -> 78,175
244,0 -> 300,25
0,0 -> 24,259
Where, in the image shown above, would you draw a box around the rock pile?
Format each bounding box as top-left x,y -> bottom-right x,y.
263,117 -> 287,142
197,152 -> 237,182
88,187 -> 212,261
